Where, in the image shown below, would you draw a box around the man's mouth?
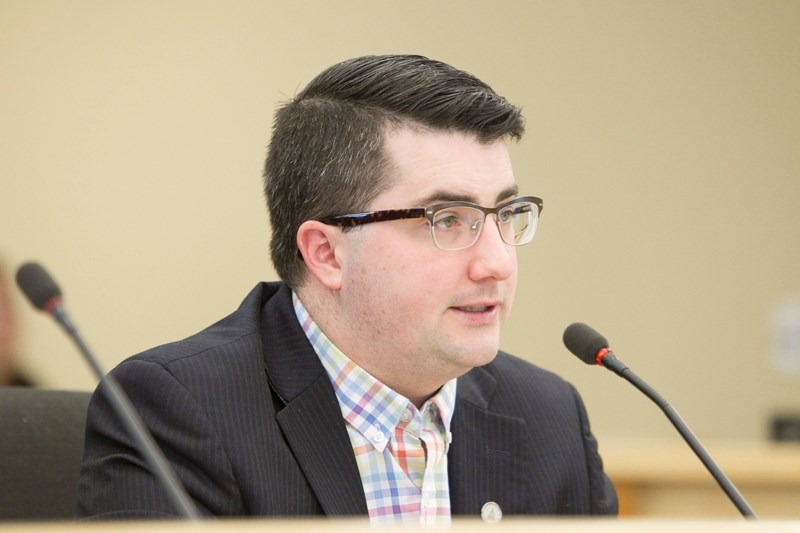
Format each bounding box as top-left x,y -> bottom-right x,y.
453,301 -> 502,313
458,305 -> 493,312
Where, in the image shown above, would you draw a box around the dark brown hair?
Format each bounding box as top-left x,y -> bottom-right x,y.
264,55 -> 525,287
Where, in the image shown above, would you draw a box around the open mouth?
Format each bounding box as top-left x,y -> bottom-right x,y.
458,305 -> 493,312
454,304 -> 500,314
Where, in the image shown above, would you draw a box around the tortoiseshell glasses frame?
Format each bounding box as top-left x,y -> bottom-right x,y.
318,196 -> 543,251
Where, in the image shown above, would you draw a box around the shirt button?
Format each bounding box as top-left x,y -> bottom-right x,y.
422,497 -> 436,509
372,431 -> 385,443
401,411 -> 412,423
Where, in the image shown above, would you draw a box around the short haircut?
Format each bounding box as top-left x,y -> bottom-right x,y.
263,54 -> 525,288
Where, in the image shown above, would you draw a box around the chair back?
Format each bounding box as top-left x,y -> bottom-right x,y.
0,388 -> 91,520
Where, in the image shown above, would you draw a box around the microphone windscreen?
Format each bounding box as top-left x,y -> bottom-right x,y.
563,322 -> 609,365
16,262 -> 62,310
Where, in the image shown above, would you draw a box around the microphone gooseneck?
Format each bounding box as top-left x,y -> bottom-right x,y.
562,322 -> 757,519
16,262 -> 201,520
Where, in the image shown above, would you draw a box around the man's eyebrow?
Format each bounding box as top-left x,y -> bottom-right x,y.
415,185 -> 519,206
496,185 -> 519,203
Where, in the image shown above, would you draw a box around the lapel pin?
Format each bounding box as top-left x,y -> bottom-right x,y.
480,501 -> 502,524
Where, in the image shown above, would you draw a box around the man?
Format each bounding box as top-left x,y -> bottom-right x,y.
77,55 -> 617,523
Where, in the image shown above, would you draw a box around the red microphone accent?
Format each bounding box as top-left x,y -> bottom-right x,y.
595,347 -> 610,366
42,296 -> 63,315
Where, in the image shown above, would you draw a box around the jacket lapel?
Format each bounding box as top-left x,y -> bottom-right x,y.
259,284 -> 367,516
275,374 -> 368,515
450,366 -> 533,516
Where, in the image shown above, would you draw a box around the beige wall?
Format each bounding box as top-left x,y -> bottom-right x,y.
2,1 -> 798,444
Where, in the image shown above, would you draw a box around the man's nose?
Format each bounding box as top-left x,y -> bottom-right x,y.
466,215 -> 516,281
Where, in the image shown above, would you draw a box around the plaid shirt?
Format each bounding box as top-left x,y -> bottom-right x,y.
293,293 -> 456,526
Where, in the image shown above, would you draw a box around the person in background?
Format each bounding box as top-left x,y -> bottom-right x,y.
77,55 -> 617,524
0,263 -> 33,387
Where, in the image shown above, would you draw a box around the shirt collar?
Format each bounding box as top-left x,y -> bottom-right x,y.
292,291 -> 456,452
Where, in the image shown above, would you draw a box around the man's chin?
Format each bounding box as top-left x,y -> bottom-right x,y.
433,329 -> 501,370
458,342 -> 500,369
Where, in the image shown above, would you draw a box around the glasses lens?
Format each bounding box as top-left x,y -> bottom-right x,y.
498,201 -> 538,245
431,206 -> 484,250
429,200 -> 540,250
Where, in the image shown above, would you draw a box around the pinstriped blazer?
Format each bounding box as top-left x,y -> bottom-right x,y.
76,282 -> 617,519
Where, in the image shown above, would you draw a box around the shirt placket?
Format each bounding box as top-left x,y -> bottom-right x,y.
418,405 -> 450,526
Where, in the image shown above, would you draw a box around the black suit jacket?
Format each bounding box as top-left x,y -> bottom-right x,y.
76,282 -> 617,519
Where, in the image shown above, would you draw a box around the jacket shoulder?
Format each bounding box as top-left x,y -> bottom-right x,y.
122,281 -> 287,369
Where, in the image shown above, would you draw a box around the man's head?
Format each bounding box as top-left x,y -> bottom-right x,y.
263,55 -> 534,402
264,54 -> 525,288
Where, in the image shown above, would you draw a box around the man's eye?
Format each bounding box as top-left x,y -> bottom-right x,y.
500,204 -> 531,222
434,213 -> 461,229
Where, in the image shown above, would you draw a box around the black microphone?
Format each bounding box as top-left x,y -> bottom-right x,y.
563,322 -> 758,519
16,262 -> 201,520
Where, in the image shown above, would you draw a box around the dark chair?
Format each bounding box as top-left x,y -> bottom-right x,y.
0,388 -> 91,520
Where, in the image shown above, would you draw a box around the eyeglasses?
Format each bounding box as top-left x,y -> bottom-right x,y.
319,196 -> 543,251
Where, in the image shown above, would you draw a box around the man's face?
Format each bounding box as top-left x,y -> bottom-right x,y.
334,128 -> 520,401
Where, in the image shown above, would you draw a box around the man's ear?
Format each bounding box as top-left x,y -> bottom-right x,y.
296,220 -> 344,290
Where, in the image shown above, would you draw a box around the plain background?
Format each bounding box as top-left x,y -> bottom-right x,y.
2,0 -> 799,445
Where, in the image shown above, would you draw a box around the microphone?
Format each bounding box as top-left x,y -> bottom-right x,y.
563,322 -> 758,519
16,262 -> 201,520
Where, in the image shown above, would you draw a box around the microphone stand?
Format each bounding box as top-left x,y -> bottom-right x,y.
601,352 -> 758,519
51,305 -> 201,521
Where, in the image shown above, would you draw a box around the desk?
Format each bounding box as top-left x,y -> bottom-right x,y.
0,520 -> 798,533
602,439 -> 800,518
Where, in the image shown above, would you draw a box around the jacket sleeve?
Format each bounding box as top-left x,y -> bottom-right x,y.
569,383 -> 618,515
75,358 -> 243,519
